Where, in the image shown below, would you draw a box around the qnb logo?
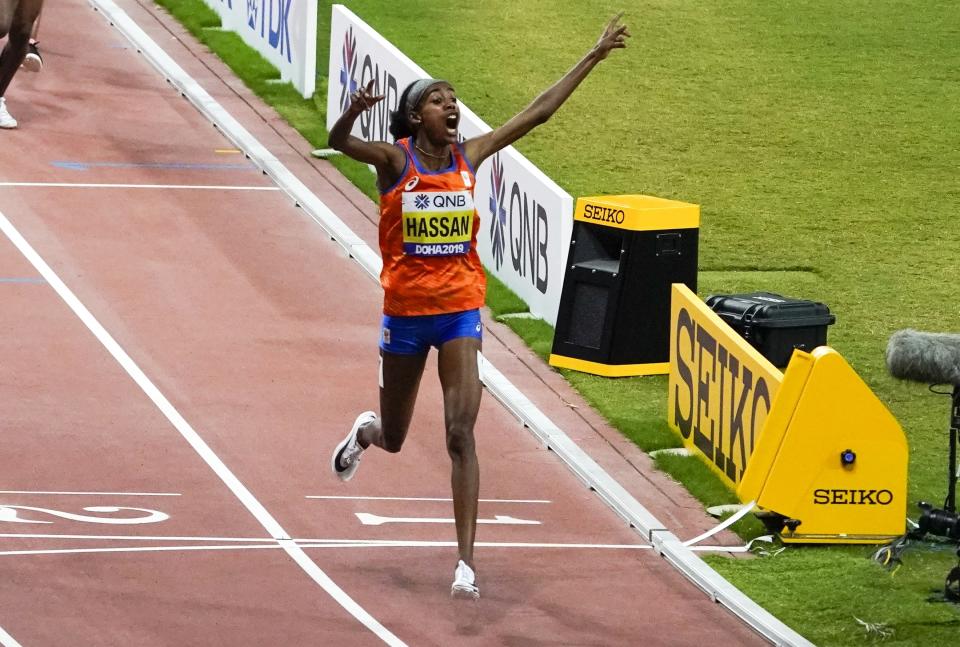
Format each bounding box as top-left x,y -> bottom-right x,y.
488,154 -> 507,269
485,154 -> 549,294
246,0 -> 258,29
339,28 -> 359,114
336,34 -> 399,141
414,194 -> 430,210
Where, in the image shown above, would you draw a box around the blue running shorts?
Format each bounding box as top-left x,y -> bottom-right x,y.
380,309 -> 483,355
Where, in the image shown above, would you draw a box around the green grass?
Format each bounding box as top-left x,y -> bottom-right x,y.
153,1 -> 960,643
706,545 -> 960,646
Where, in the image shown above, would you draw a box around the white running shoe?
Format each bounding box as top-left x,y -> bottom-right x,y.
22,42 -> 42,73
451,560 -> 480,599
0,98 -> 17,129
331,411 -> 376,481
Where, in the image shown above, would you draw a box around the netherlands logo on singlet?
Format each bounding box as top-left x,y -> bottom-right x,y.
401,190 -> 474,256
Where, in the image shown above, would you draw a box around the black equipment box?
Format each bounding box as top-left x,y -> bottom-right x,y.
705,292 -> 836,368
549,195 -> 700,377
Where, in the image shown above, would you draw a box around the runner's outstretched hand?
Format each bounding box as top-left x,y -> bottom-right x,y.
348,79 -> 385,114
593,12 -> 631,60
462,12 -> 631,169
328,78 -> 403,173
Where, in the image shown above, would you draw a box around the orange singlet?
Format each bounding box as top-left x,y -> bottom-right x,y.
378,138 -> 486,316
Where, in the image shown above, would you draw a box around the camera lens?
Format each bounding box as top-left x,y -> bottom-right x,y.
918,507 -> 960,540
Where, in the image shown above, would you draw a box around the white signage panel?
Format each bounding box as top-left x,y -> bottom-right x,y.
201,0 -> 317,99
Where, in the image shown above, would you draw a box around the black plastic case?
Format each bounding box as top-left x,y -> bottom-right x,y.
704,292 -> 836,367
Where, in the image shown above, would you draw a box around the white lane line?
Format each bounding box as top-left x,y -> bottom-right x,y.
0,490 -> 181,496
0,182 -> 279,190
0,540 -> 652,558
0,532 -> 747,554
0,624 -> 22,647
305,540 -> 643,549
0,207 -> 405,647
0,533 -> 641,549
356,513 -> 540,526
0,533 -> 275,542
307,495 -> 551,504
0,544 -> 285,557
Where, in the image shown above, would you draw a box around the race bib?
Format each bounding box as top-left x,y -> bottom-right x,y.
401,190 -> 475,256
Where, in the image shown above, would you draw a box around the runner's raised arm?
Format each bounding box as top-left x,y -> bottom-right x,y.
463,13 -> 630,169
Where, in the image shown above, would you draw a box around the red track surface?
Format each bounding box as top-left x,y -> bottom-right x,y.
0,2 -> 769,645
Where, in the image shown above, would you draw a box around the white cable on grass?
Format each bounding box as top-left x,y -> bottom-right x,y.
683,501 -> 757,547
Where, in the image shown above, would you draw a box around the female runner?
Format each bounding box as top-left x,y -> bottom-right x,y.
330,13 -> 629,599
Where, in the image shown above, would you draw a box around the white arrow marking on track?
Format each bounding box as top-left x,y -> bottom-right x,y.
355,513 -> 540,526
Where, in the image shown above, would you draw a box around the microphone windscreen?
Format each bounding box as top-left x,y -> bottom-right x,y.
886,329 -> 960,386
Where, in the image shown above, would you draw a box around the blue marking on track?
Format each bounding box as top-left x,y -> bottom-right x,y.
51,161 -> 256,172
0,277 -> 46,284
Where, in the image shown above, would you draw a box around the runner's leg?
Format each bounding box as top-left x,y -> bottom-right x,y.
28,0 -> 37,39
437,336 -> 482,567
21,3 -> 42,72
0,0 -> 13,37
0,0 -> 43,95
358,350 -> 428,452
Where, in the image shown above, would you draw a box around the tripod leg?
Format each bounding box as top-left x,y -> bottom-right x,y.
948,386 -> 960,513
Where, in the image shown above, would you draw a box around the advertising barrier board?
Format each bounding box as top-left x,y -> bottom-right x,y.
668,283 -> 784,489
200,0 -> 317,98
